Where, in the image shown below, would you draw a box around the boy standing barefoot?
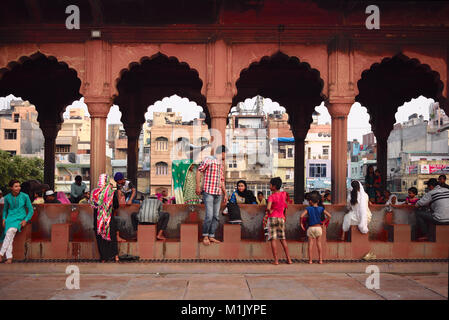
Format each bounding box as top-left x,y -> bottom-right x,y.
266,177 -> 292,265
300,193 -> 331,264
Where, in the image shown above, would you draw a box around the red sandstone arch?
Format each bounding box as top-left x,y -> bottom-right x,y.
0,51 -> 82,189
113,52 -> 209,186
234,51 -> 326,131
233,51 -> 326,203
113,52 -> 209,128
356,53 -> 448,190
0,51 -> 82,125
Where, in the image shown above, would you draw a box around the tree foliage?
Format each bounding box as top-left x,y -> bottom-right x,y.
0,150 -> 44,194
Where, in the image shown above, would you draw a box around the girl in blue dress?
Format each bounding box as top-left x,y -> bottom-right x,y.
1,179 -> 34,263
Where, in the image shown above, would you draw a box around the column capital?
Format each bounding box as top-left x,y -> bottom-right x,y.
292,127 -> 308,139
85,95 -> 112,118
207,97 -> 232,119
39,122 -> 60,139
124,124 -> 142,138
327,97 -> 354,118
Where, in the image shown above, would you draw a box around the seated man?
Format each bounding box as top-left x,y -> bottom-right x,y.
44,190 -> 61,204
415,178 -> 449,241
137,194 -> 170,240
438,174 -> 449,189
70,175 -> 87,203
114,172 -> 139,204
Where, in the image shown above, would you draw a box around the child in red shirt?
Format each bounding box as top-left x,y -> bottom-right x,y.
266,177 -> 292,265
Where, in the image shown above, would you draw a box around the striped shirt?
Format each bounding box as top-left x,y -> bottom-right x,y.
138,196 -> 162,223
198,156 -> 225,195
416,185 -> 449,222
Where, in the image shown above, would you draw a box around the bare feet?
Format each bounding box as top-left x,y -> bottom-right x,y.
202,237 -> 210,246
308,260 -> 313,264
272,261 -> 279,265
5,259 -> 12,264
209,238 -> 221,244
157,235 -> 167,240
319,260 -> 323,264
115,255 -> 119,262
287,259 -> 293,264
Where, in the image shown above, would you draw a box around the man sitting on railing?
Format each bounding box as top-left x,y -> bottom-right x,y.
415,178 -> 449,241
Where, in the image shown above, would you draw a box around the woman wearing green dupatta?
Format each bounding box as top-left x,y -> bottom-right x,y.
172,159 -> 202,205
91,173 -> 119,262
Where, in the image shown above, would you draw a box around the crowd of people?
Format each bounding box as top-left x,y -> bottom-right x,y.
1,153 -> 448,264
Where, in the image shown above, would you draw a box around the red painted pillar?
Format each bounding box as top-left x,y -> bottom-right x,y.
208,102 -> 230,155
328,101 -> 351,204
86,97 -> 110,189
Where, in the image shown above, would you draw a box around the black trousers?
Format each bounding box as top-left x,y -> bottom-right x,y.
415,208 -> 449,239
139,211 -> 169,232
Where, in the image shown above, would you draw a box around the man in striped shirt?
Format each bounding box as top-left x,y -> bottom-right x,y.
415,178 -> 449,241
196,145 -> 228,245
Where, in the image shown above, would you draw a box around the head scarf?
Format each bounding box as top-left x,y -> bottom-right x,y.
91,174 -> 115,240
235,180 -> 257,204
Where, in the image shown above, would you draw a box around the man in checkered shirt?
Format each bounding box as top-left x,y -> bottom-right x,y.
196,145 -> 228,245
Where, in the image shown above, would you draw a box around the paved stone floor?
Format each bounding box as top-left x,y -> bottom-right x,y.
0,263 -> 447,300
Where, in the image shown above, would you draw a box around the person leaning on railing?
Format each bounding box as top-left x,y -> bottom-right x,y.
414,178 -> 449,241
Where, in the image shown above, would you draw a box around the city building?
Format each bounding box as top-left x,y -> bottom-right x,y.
226,97 -> 272,197
0,100 -> 44,156
148,108 -> 209,196
387,109 -> 449,195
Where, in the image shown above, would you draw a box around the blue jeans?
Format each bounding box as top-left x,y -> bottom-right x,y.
202,192 -> 222,238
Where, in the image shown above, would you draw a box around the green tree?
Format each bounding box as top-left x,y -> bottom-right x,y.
0,150 -> 44,194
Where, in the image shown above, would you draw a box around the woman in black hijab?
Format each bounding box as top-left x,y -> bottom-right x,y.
226,180 -> 257,223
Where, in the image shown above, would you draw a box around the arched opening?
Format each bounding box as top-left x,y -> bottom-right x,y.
0,52 -> 82,189
233,52 -> 326,203
356,53 -> 448,203
0,94 -> 44,197
346,102 -> 374,194
113,53 -> 208,189
143,95 -> 209,196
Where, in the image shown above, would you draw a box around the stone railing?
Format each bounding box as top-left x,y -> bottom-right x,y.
0,204 -> 448,261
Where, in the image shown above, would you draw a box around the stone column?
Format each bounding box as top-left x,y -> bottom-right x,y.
376,135 -> 388,190
125,125 -> 141,188
40,123 -> 60,190
293,128 -> 307,204
86,97 -> 110,189
328,100 -> 352,204
208,101 -> 231,154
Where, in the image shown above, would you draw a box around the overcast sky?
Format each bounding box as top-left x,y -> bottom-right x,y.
0,94 -> 435,142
